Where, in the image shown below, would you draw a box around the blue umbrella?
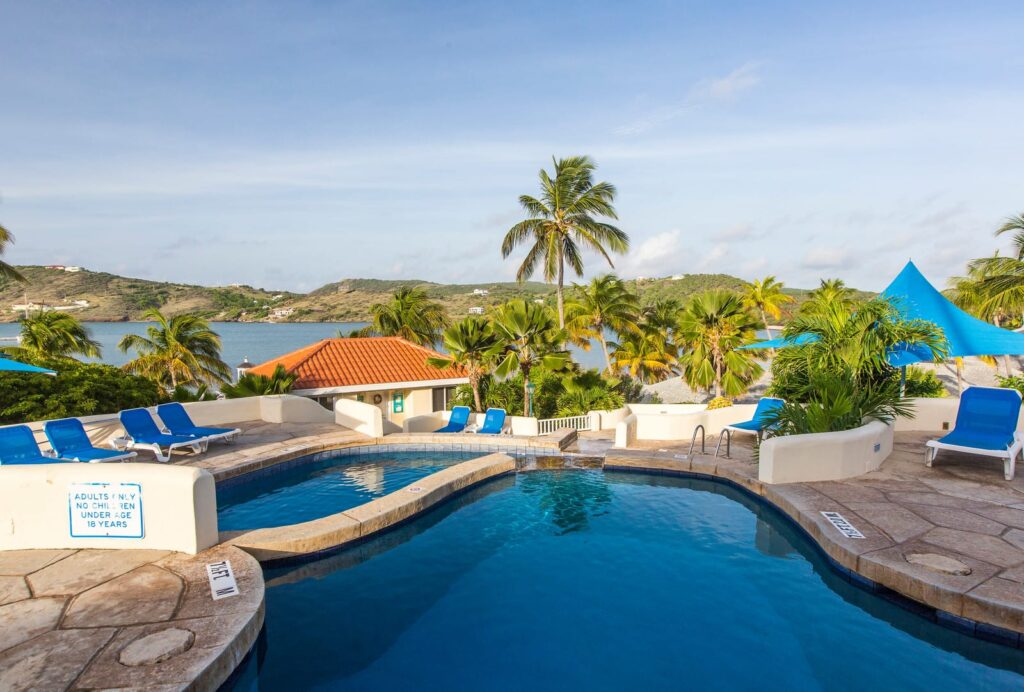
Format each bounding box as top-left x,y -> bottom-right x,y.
0,356 -> 56,375
738,333 -> 819,350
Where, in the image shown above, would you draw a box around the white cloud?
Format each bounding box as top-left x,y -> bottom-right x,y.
716,223 -> 757,241
696,242 -> 730,271
618,229 -> 683,277
801,246 -> 853,270
614,61 -> 762,136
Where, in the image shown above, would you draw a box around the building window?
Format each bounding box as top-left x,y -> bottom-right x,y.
432,387 -> 456,411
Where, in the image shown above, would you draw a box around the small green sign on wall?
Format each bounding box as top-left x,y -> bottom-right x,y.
392,392 -> 404,414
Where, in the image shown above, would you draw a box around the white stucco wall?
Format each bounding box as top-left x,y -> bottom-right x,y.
612,403 -> 760,447
758,421 -> 894,484
0,463 -> 218,554
335,398 -> 385,437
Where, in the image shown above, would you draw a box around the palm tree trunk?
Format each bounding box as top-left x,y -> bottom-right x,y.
556,255 -> 565,329
599,335 -> 612,374
760,308 -> 776,357
522,364 -> 531,417
470,371 -> 483,412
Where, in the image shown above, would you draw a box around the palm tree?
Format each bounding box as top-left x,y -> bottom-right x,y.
427,317 -> 500,412
564,275 -> 639,374
742,275 -> 794,341
641,298 -> 682,334
501,156 -> 629,328
676,290 -> 763,398
353,287 -> 448,346
491,300 -> 570,416
801,278 -> 857,315
611,328 -> 676,384
770,297 -> 947,403
0,223 -> 25,283
118,309 -> 230,389
221,365 -> 296,398
2,311 -> 101,360
997,213 -> 1024,259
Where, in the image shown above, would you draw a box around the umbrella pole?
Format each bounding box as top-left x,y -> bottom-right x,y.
900,366 -> 906,396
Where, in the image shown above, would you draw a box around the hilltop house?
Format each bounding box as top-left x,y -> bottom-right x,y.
247,337 -> 468,425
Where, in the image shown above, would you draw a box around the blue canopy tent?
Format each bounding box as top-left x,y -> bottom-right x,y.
0,356 -> 55,375
739,260 -> 1024,391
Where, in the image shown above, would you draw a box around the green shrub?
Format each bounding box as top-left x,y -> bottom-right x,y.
996,374 -> 1024,396
0,356 -> 161,423
903,367 -> 947,398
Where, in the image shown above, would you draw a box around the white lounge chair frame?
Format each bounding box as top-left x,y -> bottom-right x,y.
125,436 -> 209,463
926,433 -> 1024,481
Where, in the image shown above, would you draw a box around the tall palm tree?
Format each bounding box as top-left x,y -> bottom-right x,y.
118,309 -> 230,389
742,275 -> 794,341
427,317 -> 500,412
997,213 -> 1024,259
0,223 -> 26,283
564,275 -> 640,374
611,328 -> 676,384
491,300 -> 570,416
676,290 -> 763,398
960,215 -> 1024,321
641,298 -> 682,334
2,311 -> 101,360
501,156 -> 629,328
353,287 -> 448,346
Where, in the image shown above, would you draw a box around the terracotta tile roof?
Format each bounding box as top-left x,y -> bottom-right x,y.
247,337 -> 467,391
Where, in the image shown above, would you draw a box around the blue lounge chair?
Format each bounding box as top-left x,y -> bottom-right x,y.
119,408 -> 209,462
0,425 -> 70,465
44,418 -> 137,463
474,408 -> 507,435
723,397 -> 785,441
926,387 -> 1023,480
435,406 -> 471,433
157,403 -> 241,443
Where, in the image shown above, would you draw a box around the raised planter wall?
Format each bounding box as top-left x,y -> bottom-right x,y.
758,420 -> 894,484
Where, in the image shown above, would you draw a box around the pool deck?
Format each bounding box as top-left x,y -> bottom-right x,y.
0,543 -> 264,691
607,430 -> 1024,643
9,421 -> 1024,689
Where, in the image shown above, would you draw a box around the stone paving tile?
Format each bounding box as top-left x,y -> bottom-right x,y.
921,528 -> 1024,569
810,480 -> 888,504
156,543 -> 264,620
842,502 -> 935,543
965,577 -> 1024,633
0,549 -> 75,576
858,541 -> 1001,616
0,596 -> 66,652
973,505 -> 1024,530
0,627 -> 116,692
0,576 -> 30,605
885,491 -> 992,510
62,565 -> 183,628
27,549 -> 171,597
901,503 -> 1008,536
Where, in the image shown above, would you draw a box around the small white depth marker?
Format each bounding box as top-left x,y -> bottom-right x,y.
206,560 -> 240,600
407,486 -> 425,494
821,511 -> 865,539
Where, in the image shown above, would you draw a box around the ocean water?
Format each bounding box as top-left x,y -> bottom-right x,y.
0,321 -> 608,371
228,470 -> 1024,690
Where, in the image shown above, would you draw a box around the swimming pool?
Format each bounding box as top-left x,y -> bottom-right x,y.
228,470 -> 1024,690
216,449 -> 482,530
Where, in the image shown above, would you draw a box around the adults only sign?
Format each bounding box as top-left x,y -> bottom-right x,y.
68,482 -> 144,538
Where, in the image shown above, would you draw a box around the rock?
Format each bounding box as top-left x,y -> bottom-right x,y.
119,628 -> 195,666
905,552 -> 973,576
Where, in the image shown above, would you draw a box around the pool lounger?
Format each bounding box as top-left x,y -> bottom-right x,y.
157,402 -> 241,443
0,424 -> 73,465
44,417 -> 137,462
926,386 -> 1024,481
119,408 -> 211,462
435,405 -> 471,433
469,408 -> 509,435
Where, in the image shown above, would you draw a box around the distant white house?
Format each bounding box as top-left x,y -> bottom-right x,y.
533,298 -> 545,304
472,288 -> 489,296
63,266 -> 82,273
270,307 -> 295,319
468,306 -> 485,315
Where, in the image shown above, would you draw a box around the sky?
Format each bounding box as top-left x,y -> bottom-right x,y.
1,1 -> 1022,293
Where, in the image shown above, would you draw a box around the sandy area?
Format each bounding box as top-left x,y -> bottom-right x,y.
642,356 -> 1024,404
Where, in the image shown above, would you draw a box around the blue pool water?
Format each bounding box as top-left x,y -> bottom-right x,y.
229,471 -> 1024,690
217,451 -> 481,530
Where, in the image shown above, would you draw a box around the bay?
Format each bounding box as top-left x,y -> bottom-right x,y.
0,321 -> 608,373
